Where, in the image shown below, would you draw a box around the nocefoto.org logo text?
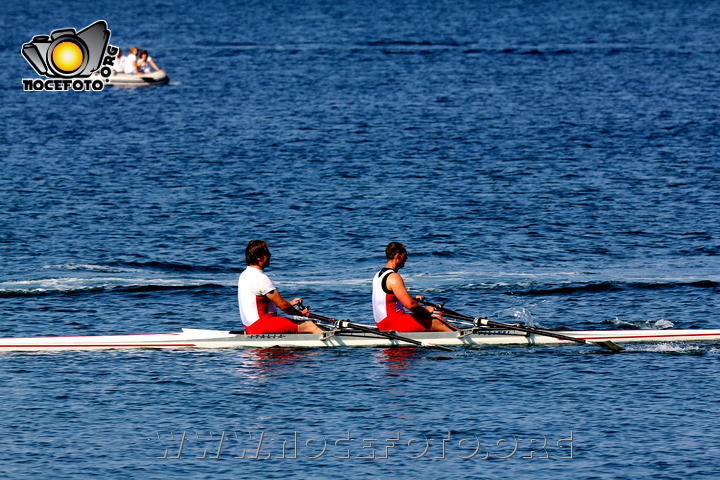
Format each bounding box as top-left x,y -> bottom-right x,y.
21,20 -> 119,92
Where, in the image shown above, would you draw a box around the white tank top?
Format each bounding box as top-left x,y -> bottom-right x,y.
372,268 -> 403,324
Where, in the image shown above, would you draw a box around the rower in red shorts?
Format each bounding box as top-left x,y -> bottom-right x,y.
372,242 -> 456,332
238,240 -> 322,335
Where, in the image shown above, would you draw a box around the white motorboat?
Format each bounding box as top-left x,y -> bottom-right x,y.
105,70 -> 169,86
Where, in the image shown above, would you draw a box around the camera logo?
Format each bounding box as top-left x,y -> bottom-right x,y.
21,20 -> 117,92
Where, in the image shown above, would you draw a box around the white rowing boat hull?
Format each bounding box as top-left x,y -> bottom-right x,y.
1,327 -> 720,352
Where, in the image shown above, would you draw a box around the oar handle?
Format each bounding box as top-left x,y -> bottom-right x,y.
421,300 -> 473,320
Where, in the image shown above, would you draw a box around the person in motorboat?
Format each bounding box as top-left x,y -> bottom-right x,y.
136,50 -> 163,75
372,242 -> 456,332
113,48 -> 126,74
123,46 -> 139,74
238,240 -> 323,335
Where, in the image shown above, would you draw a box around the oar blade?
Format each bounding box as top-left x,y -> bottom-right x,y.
592,340 -> 625,352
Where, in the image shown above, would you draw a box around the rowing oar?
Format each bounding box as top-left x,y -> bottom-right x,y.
299,311 -> 454,353
421,300 -> 624,352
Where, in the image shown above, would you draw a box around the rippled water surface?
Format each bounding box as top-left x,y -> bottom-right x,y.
1,0 -> 720,478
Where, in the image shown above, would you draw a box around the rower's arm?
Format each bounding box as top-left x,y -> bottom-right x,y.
386,273 -> 434,317
266,290 -> 308,317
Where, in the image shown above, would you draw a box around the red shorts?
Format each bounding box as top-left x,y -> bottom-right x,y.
245,315 -> 300,334
377,312 -> 433,333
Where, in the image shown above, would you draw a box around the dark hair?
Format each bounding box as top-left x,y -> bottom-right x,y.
245,240 -> 270,266
385,241 -> 406,260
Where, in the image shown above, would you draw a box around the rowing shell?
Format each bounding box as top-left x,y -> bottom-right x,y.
1,327 -> 720,351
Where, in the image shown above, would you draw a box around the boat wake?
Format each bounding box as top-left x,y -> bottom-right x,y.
604,316 -> 675,330
626,343 -> 707,355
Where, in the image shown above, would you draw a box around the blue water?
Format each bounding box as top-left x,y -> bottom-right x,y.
2,0 -> 720,478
